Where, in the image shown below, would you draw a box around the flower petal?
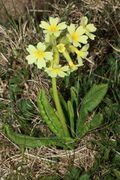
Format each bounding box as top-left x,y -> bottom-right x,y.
37,42 -> 46,51
86,32 -> 96,40
48,71 -> 57,78
78,51 -> 88,58
76,26 -> 85,35
80,16 -> 88,26
68,24 -> 75,34
26,45 -> 36,54
26,55 -> 36,64
39,21 -> 49,29
45,52 -> 53,60
49,17 -> 59,25
73,41 -> 80,47
58,71 -> 66,77
79,35 -> 88,44
86,24 -> 97,32
78,58 -> 83,66
67,34 -> 72,43
81,44 -> 89,51
61,65 -> 69,71
54,31 -> 61,37
57,22 -> 67,30
36,59 -> 46,69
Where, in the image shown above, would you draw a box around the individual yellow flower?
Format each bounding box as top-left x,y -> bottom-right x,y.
80,16 -> 97,40
76,44 -> 89,64
67,24 -> 88,47
39,17 -> 67,38
26,42 -> 53,69
68,61 -> 82,72
57,43 -> 65,53
45,65 -> 69,78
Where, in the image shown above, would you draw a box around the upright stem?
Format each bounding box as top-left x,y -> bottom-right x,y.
53,46 -> 59,65
52,78 -> 70,137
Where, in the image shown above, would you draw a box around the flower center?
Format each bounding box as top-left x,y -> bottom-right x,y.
51,67 -> 61,74
34,50 -> 45,59
71,32 -> 79,42
48,25 -> 58,33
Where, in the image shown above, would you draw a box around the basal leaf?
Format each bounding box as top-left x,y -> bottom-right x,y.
70,86 -> 78,107
81,84 -> 108,112
79,174 -> 90,180
4,124 -> 75,149
88,113 -> 103,130
37,89 -> 64,137
77,84 -> 108,136
67,100 -> 75,137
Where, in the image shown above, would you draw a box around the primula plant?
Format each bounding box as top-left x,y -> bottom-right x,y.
4,17 -> 108,149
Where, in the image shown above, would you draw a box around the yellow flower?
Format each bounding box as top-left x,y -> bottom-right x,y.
26,42 -> 53,69
76,44 -> 89,64
67,24 -> 88,47
80,16 -> 97,40
68,61 -> 82,72
57,43 -> 65,53
45,65 -> 69,78
39,17 -> 67,38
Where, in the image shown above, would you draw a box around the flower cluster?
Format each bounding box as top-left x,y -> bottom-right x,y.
26,16 -> 96,78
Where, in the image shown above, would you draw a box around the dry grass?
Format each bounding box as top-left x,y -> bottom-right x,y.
0,132 -> 96,179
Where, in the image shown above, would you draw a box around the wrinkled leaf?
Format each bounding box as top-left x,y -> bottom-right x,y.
77,84 -> 108,136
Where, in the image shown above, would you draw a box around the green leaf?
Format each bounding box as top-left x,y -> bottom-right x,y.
17,99 -> 35,119
79,174 -> 90,180
15,99 -> 37,134
70,86 -> 78,107
37,89 -> 65,137
4,124 -> 75,149
67,100 -> 75,137
88,113 -> 103,130
58,92 -> 68,113
64,167 -> 81,180
81,84 -> 108,112
77,84 -> 108,137
78,113 -> 103,138
113,169 -> 120,179
103,147 -> 111,160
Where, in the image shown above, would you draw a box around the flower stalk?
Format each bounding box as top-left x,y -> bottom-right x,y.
52,78 -> 70,137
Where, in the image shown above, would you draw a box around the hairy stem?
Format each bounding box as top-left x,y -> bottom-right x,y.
52,78 -> 70,137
